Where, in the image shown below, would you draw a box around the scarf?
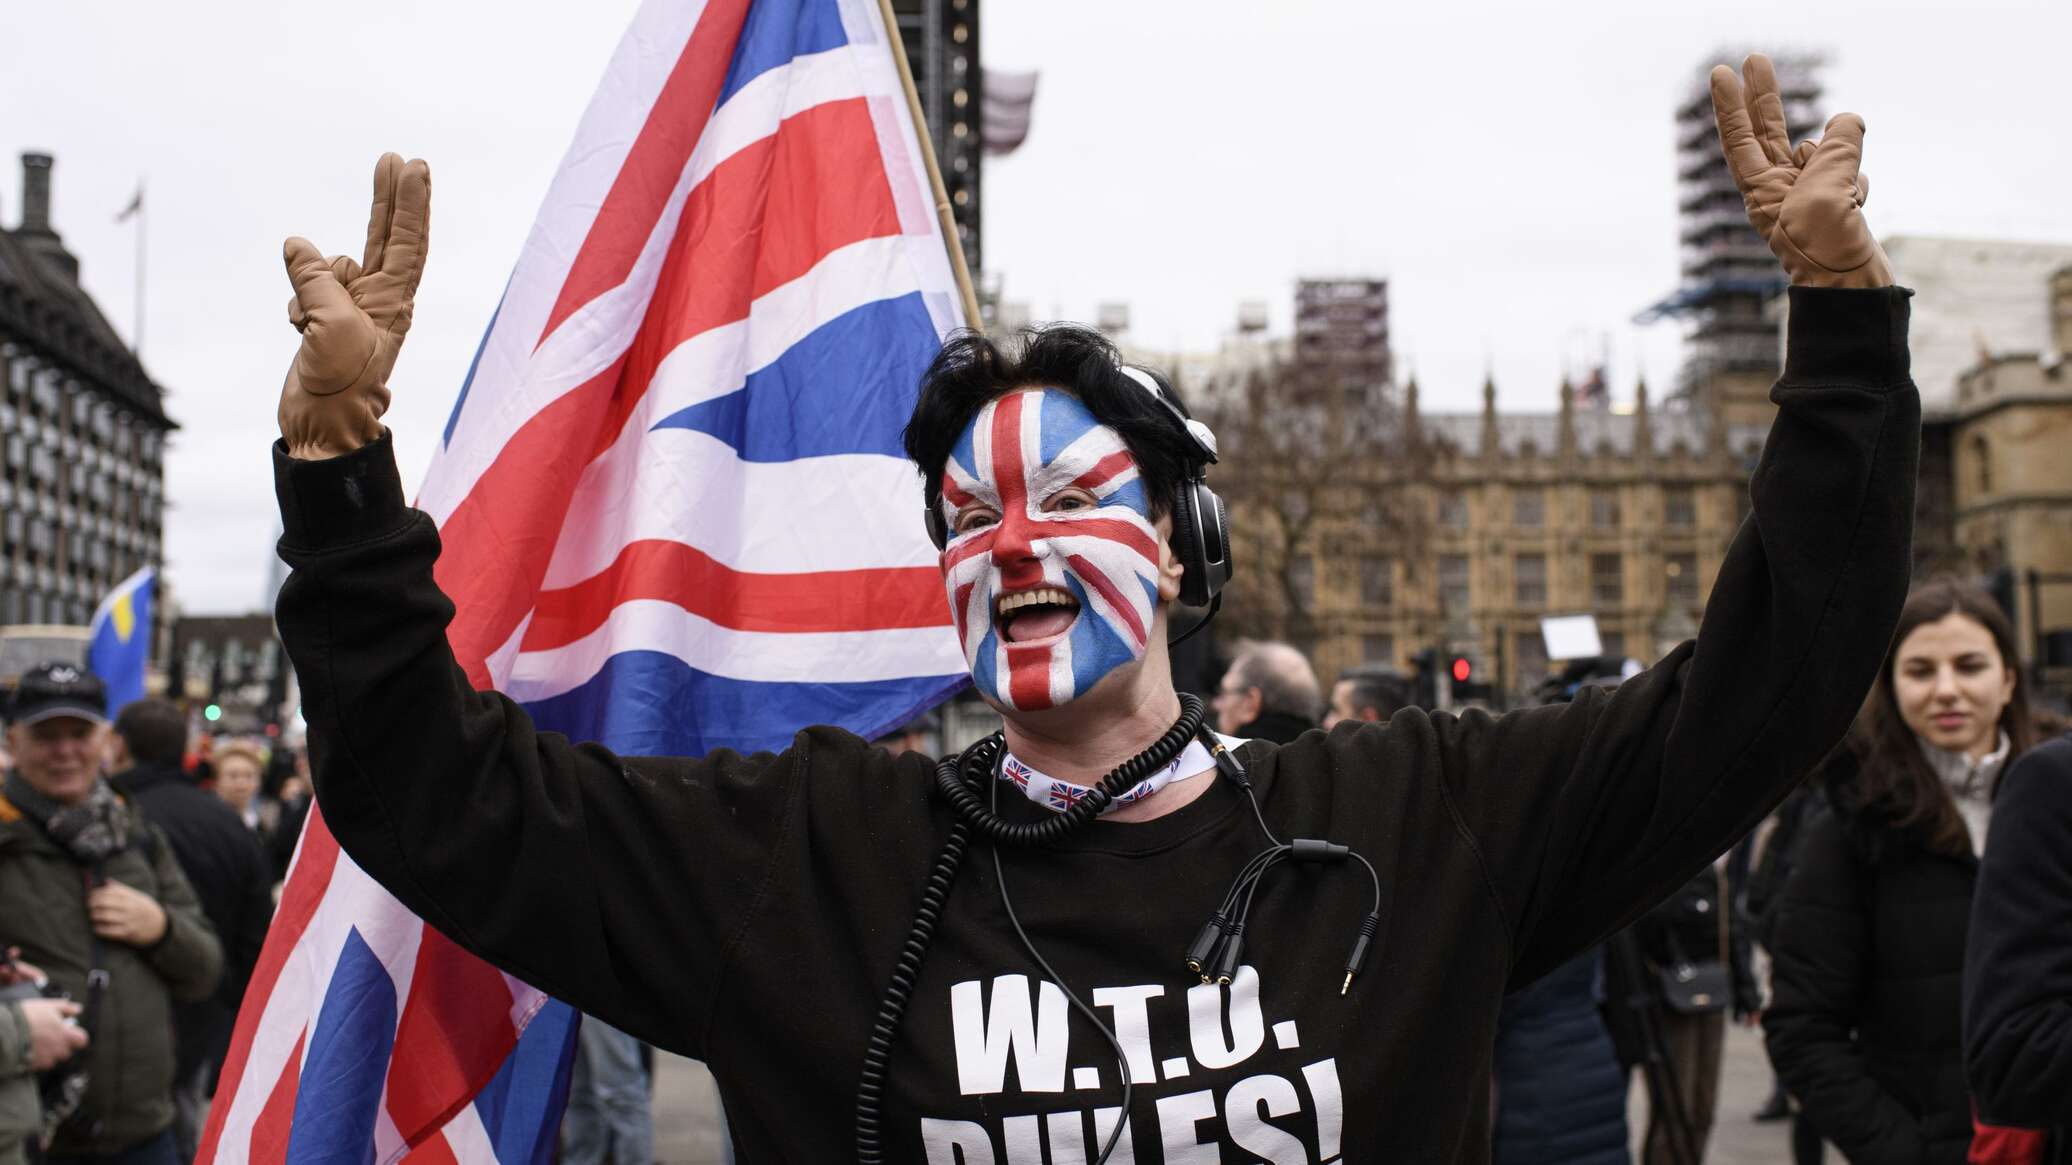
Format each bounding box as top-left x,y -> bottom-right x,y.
1919,731 -> 2010,858
999,738 -> 1219,815
4,771 -> 132,866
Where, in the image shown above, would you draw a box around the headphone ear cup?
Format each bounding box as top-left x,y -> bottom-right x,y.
1168,484 -> 1209,608
1201,486 -> 1232,601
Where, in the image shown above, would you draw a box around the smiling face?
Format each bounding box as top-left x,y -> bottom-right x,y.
939,388 -> 1168,711
1892,610 -> 2016,759
7,717 -> 106,806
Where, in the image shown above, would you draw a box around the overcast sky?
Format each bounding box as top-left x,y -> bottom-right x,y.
5,0 -> 2068,613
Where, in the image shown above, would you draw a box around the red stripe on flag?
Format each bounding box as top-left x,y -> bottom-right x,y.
587,95 -> 905,460
248,1028 -> 306,1161
439,99 -> 906,677
198,809 -> 343,1162
384,929 -> 523,1144
436,361 -> 625,682
523,539 -> 949,650
941,475 -> 973,509
538,0 -> 755,348
402,1132 -> 463,1165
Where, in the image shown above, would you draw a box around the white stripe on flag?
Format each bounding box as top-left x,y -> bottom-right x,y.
545,433 -> 936,585
421,0 -> 712,523
506,598 -> 963,701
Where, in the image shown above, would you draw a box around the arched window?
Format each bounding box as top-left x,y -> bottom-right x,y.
1975,434 -> 1993,495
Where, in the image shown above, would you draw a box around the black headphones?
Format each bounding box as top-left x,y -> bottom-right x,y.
922,364 -> 1233,609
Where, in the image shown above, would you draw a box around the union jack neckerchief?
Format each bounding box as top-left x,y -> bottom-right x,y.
999,739 -> 1219,815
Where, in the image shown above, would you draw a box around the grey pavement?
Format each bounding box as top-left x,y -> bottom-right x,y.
651,1018 -> 1818,1162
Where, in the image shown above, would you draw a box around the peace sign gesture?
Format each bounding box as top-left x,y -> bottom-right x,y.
277,153 -> 431,460
1710,54 -> 1893,289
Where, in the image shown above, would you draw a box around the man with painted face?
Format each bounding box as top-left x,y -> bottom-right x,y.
273,57 -> 1920,1161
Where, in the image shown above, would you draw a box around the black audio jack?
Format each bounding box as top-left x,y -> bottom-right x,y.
1185,732 -> 1383,995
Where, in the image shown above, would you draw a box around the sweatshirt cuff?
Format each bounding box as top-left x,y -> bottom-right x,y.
274,429 -> 412,550
1781,285 -> 1913,389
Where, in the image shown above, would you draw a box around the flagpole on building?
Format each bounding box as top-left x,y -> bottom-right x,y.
116,179 -> 146,356
875,0 -> 985,333
135,181 -> 146,356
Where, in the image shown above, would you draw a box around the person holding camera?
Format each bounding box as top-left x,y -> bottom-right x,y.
0,664 -> 222,1164
0,949 -> 89,1165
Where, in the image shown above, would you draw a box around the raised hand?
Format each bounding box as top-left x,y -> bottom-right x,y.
1710,54 -> 1893,288
278,153 -> 431,459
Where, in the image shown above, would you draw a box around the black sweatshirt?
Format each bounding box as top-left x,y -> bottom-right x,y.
1966,733 -> 2072,1129
277,287 -> 1918,1162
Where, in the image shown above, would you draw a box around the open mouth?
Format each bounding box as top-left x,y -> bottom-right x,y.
997,586 -> 1082,645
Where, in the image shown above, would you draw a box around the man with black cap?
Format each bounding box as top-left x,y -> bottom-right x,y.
0,663 -> 221,1163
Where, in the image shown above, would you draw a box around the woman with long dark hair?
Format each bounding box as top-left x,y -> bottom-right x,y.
1764,578 -> 2036,1163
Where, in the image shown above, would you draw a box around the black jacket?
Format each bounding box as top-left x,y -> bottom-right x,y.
1492,948 -> 1629,1164
1966,733 -> 2072,1142
277,286 -> 1918,1161
113,762 -> 276,1082
1748,780 -> 1826,950
1236,710 -> 1313,745
1765,783 -> 1977,1165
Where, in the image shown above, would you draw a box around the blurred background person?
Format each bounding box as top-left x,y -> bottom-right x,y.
267,745 -> 315,884
0,663 -> 222,1163
110,700 -> 275,1162
1211,639 -> 1322,743
871,710 -> 940,757
1606,861 -> 1759,1164
1963,720 -> 2072,1149
1491,946 -> 1631,1165
1741,774 -> 1830,1164
561,1016 -> 654,1165
1323,663 -> 1410,730
1765,579 -> 2036,1164
0,948 -> 88,1164
209,741 -> 278,852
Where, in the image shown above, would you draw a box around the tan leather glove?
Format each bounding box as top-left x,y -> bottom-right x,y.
277,153 -> 431,460
1710,54 -> 1893,289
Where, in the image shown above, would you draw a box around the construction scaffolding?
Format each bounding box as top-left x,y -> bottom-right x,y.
1637,52 -> 1827,404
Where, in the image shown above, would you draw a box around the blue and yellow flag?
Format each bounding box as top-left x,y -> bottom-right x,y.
87,566 -> 154,714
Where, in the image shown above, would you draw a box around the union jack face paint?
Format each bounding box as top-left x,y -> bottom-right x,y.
939,388 -> 1164,711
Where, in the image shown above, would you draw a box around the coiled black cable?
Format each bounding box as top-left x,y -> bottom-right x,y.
854,693 -> 1205,1163
932,693 -> 1207,846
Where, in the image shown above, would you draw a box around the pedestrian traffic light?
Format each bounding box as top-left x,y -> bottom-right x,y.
1409,649 -> 1439,710
1447,657 -> 1496,705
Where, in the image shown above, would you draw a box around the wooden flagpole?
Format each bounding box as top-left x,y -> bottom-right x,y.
875,0 -> 986,333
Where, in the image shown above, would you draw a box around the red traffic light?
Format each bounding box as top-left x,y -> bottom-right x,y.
1451,658 -> 1472,683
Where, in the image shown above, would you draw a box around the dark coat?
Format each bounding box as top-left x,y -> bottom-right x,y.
1747,781 -> 1825,950
1237,710 -> 1313,745
113,762 -> 276,1084
1965,733 -> 2072,1156
0,786 -> 222,1154
1492,948 -> 1630,1164
1764,791 -> 1976,1165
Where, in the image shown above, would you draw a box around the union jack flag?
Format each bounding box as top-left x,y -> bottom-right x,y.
1045,782 -> 1091,812
203,0 -> 967,1159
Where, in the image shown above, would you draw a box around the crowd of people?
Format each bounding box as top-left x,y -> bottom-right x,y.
7,51 -> 2072,1160
1204,605 -> 2072,1165
4,584 -> 2072,1161
0,672 -> 670,1165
